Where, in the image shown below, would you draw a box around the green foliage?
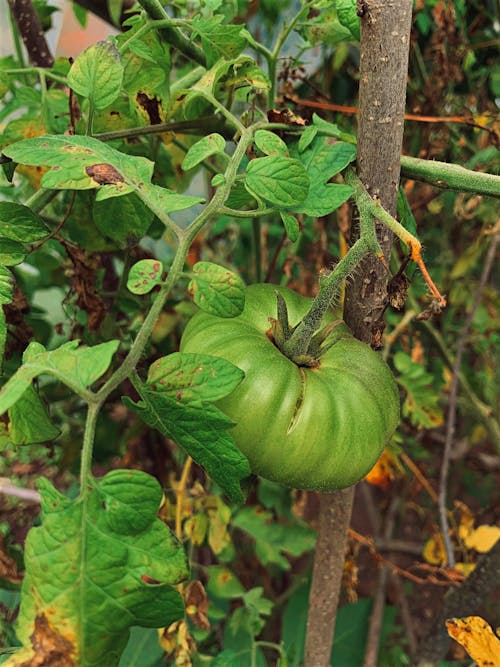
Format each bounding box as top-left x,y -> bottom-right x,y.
5,470 -> 187,667
0,0 -> 498,665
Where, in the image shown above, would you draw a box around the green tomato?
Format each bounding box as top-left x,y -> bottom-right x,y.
180,283 -> 399,491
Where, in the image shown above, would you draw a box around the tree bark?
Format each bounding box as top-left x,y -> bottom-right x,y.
304,3 -> 413,666
7,0 -> 54,68
415,539 -> 500,666
344,0 -> 413,344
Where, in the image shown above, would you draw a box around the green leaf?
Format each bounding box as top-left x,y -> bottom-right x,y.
245,156 -> 309,207
189,261 -> 245,318
280,211 -> 300,242
147,352 -> 244,404
337,0 -> 361,40
254,130 -> 289,157
9,471 -> 187,667
124,387 -> 250,503
107,0 -> 123,26
3,134 -> 153,192
206,566 -> 245,599
298,125 -> 318,153
93,193 -> 154,248
127,259 -> 163,295
232,507 -> 316,570
0,339 -> 120,414
191,16 -> 247,68
0,266 -> 14,305
182,133 -> 226,171
0,202 -> 49,242
394,352 -> 444,429
120,627 -> 164,667
67,41 -> 124,110
0,239 -> 25,266
292,137 -> 355,216
397,186 -> 418,238
139,183 -> 205,215
0,309 -> 6,372
8,385 -> 60,445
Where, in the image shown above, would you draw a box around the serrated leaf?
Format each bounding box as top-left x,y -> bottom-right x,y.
254,130 -> 289,157
0,340 -> 120,414
8,385 -> 60,445
8,470 -> 187,667
189,261 -> 245,317
0,238 -> 25,266
67,41 -> 124,110
0,202 -> 49,242
147,352 -> 244,404
0,266 -> 14,305
337,0 -> 361,40
3,134 -> 153,192
0,309 -> 6,372
182,133 -> 226,171
245,156 -> 309,207
394,351 -> 444,429
191,16 -> 247,68
280,211 -> 300,242
127,259 -> 163,295
124,388 -> 250,503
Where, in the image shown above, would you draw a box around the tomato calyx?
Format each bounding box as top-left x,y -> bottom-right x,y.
267,291 -> 344,367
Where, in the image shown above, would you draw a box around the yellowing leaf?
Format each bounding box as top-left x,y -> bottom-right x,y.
454,562 -> 476,576
446,616 -> 500,667
423,533 -> 447,566
464,525 -> 500,553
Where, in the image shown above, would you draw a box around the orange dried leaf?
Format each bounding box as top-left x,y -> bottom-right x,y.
364,448 -> 402,489
446,616 -> 500,667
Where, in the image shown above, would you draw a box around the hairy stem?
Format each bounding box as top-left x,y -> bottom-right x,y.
400,155 -> 500,198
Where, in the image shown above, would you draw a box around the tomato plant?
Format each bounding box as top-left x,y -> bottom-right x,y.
181,283 -> 399,491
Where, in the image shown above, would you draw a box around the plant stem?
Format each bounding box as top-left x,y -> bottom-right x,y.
400,155 -> 500,198
79,401 -> 102,495
93,117 -> 229,142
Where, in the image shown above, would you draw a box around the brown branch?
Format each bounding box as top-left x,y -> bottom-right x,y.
438,232 -> 499,567
7,0 -> 54,68
304,488 -> 354,666
414,539 -> 500,666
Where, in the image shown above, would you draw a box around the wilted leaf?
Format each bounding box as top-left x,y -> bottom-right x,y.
423,533 -> 447,566
446,616 -> 500,667
127,259 -> 163,295
394,351 -> 444,429
147,352 -> 244,404
189,261 -> 245,317
5,471 -> 187,667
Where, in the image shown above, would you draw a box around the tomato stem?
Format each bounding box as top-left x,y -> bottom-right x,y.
281,166 -> 446,362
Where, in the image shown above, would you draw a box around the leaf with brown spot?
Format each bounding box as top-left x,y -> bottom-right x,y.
446,616 -> 500,667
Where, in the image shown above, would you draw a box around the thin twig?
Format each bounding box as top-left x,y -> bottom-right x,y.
438,232 -> 499,568
363,498 -> 400,667
0,478 -> 41,503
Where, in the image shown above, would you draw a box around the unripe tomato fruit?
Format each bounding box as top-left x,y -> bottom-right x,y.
180,283 -> 399,491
